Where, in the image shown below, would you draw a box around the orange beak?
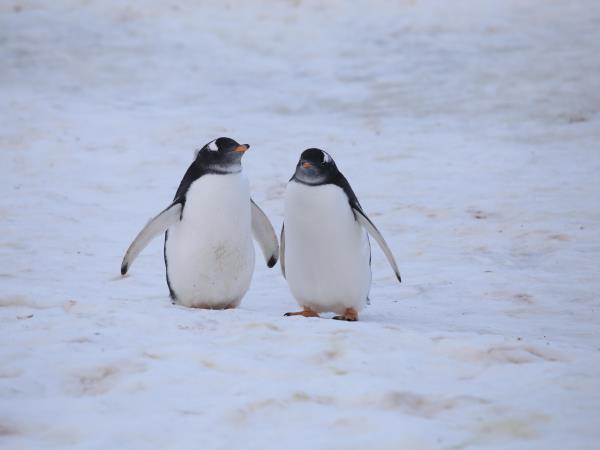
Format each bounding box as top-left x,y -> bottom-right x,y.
234,144 -> 250,153
302,162 -> 312,169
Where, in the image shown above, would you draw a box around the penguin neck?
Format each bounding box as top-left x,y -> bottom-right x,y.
292,170 -> 333,186
196,159 -> 242,175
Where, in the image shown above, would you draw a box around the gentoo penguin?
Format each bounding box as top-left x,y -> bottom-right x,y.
281,148 -> 401,321
120,137 -> 279,309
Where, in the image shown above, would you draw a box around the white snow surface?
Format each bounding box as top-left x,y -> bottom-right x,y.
1,1 -> 599,449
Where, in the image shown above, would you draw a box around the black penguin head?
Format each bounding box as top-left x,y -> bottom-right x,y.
194,137 -> 250,172
293,148 -> 337,184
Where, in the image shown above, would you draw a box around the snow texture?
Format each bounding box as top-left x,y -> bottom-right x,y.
1,0 -> 599,449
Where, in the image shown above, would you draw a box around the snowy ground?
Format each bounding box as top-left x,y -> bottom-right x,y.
1,0 -> 600,448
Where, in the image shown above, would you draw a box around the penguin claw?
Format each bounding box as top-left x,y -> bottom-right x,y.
332,308 -> 358,322
332,315 -> 357,322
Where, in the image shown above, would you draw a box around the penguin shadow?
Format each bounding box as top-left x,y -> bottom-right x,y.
109,273 -> 130,281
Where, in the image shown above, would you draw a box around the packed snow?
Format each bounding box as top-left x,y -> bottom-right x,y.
1,0 -> 599,449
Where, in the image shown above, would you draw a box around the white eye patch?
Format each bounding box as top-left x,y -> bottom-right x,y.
194,139 -> 219,158
207,140 -> 219,151
322,151 -> 332,163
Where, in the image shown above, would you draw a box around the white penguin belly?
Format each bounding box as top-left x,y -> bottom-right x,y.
284,181 -> 371,314
165,173 -> 255,308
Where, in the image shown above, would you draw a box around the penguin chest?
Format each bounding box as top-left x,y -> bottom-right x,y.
165,173 -> 255,307
284,181 -> 371,313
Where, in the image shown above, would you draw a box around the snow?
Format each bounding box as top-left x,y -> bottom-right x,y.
1,0 -> 599,448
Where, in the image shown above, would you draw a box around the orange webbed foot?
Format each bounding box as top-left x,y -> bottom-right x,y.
284,307 -> 320,318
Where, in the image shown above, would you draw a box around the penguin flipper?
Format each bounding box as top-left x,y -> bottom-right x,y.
121,202 -> 183,275
250,199 -> 279,268
280,224 -> 286,278
353,207 -> 402,283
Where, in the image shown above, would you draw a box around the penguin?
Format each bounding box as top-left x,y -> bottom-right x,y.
120,137 -> 279,309
280,148 -> 401,321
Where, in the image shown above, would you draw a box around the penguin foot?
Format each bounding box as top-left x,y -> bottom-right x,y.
284,307 -> 320,318
332,308 -> 358,322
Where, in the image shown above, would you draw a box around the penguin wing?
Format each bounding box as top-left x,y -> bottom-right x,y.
250,199 -> 279,268
332,169 -> 401,283
121,202 -> 183,275
353,207 -> 402,283
280,224 -> 286,278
